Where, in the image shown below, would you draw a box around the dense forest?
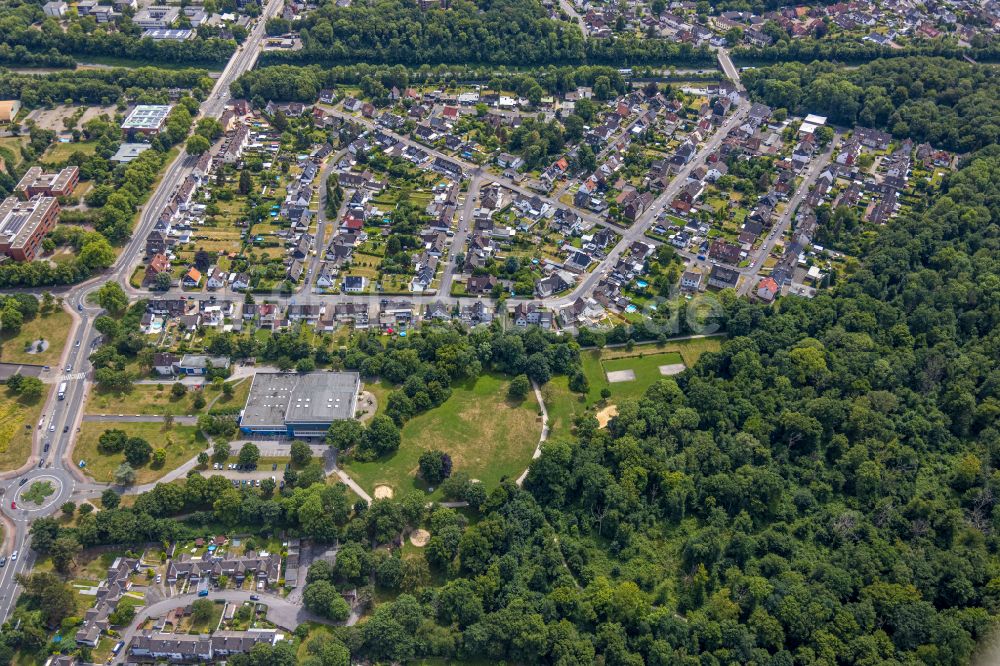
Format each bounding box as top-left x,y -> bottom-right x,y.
733,38 -> 1000,67
0,67 -> 212,108
261,0 -> 713,67
743,57 -> 1000,152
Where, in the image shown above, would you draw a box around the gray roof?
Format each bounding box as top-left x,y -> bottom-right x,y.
241,372 -> 360,428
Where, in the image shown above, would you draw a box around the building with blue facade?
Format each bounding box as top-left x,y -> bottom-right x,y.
239,371 -> 360,438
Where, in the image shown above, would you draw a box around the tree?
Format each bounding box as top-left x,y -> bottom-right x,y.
193,392 -> 206,409
361,416 -> 400,458
508,374 -> 531,401
172,382 -> 188,398
114,462 -> 136,485
327,419 -> 363,450
154,271 -> 173,291
152,448 -> 167,467
418,450 -> 452,485
290,440 -> 313,467
14,376 -> 44,401
16,572 -> 76,627
238,442 -> 260,467
197,451 -> 210,466
51,535 -> 81,574
186,134 -> 211,154
98,429 -> 128,454
303,579 -> 351,621
108,599 -> 137,626
101,488 -> 120,509
61,501 -> 75,517
191,598 -> 215,624
239,170 -> 252,195
214,440 -> 231,462
95,282 -> 128,316
124,436 -> 152,466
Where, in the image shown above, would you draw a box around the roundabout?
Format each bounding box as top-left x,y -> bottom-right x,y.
13,475 -> 65,513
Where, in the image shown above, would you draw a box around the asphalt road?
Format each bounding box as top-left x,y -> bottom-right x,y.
0,0 -> 284,628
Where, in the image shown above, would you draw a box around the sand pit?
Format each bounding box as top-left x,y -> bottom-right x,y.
659,363 -> 686,376
606,369 -> 636,383
374,485 -> 394,499
596,405 -> 618,428
409,529 -> 430,547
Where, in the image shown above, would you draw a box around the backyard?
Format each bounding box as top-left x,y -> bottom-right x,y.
343,373 -> 541,499
75,421 -> 207,484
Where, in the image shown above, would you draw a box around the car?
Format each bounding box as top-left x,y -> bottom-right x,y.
49,424 -> 55,432
18,478 -> 27,486
272,463 -> 277,471
10,551 -> 17,560
250,594 -> 260,601
77,303 -> 83,312
75,340 -> 80,347
155,574 -> 162,583
38,459 -> 44,468
279,481 -> 285,489
65,364 -> 72,372
43,444 -> 50,452
63,425 -> 69,433
0,557 -> 6,567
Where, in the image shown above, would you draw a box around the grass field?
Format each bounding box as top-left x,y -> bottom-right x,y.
0,308 -> 72,367
343,374 -> 541,499
75,421 -> 207,484
580,336 -> 724,405
41,140 -> 98,163
86,378 -> 251,416
0,388 -> 44,470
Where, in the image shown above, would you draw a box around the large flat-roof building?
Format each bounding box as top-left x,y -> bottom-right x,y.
122,104 -> 172,136
0,195 -> 59,262
15,166 -> 79,199
240,371 -> 360,437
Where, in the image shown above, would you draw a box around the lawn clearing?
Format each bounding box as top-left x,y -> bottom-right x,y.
86,378 -> 250,416
0,308 -> 72,367
22,480 -> 54,504
0,388 -> 44,469
590,351 -> 684,403
342,373 -> 541,499
41,140 -> 98,163
75,421 -> 207,484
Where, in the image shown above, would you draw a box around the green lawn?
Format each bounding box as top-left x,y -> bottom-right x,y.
0,388 -> 44,470
582,350 -> 684,404
0,308 -> 72,367
86,378 -> 251,416
579,337 -> 724,405
41,140 -> 98,163
343,374 -> 541,499
75,421 -> 207,484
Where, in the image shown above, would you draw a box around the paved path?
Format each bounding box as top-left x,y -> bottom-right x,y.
517,379 -> 549,486
83,414 -> 199,425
